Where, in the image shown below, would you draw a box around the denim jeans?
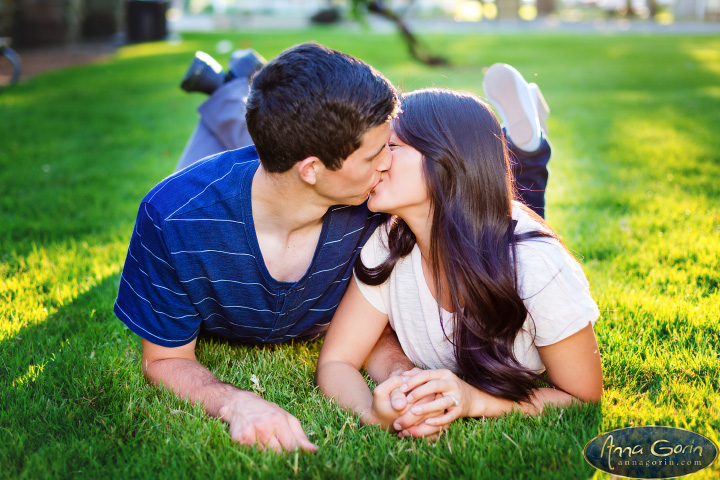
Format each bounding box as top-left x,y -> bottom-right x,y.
508,135 -> 551,219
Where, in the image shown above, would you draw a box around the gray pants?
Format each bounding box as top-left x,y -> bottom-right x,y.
175,77 -> 254,172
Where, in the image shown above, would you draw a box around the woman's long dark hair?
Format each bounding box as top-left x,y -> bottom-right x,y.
355,88 -> 559,402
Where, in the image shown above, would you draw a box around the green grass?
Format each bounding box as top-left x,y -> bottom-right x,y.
1,28 -> 719,479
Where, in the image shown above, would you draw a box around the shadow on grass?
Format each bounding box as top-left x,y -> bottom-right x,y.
1,275 -> 256,477
1,275 -> 145,474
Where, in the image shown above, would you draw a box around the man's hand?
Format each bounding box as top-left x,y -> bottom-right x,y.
219,391 -> 317,453
142,338 -> 317,453
366,374 -> 444,439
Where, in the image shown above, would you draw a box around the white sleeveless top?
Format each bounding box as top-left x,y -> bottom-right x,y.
354,203 -> 600,373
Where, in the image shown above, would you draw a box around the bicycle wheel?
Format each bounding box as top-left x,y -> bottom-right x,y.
0,46 -> 22,86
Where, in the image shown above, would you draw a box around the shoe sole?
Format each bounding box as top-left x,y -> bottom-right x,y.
180,52 -> 224,94
530,83 -> 550,136
483,64 -> 539,149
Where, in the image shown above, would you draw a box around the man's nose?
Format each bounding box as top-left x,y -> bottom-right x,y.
377,145 -> 392,171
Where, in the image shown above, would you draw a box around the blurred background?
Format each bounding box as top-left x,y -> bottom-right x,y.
1,0 -> 719,51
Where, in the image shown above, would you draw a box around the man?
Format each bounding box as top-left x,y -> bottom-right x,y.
115,43 -> 416,453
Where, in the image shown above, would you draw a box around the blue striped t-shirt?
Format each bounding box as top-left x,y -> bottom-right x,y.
114,146 -> 382,347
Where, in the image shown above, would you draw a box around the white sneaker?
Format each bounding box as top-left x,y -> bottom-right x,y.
483,63 -> 542,152
529,83 -> 550,137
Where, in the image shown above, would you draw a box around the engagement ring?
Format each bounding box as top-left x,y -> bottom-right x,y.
448,393 -> 459,406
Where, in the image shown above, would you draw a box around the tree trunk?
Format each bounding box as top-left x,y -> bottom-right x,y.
15,0 -> 84,46
496,0 -> 520,19
536,0 -> 556,16
0,0 -> 14,37
367,0 -> 448,65
82,0 -> 122,38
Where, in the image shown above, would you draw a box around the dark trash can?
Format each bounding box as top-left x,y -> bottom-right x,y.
310,8 -> 341,24
126,0 -> 168,43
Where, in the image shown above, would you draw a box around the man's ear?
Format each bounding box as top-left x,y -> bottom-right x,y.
297,157 -> 321,186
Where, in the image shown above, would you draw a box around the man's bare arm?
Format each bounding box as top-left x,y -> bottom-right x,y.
363,325 -> 415,412
364,325 -> 414,383
141,337 -> 317,453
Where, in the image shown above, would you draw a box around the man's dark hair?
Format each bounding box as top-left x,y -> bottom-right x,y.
245,42 -> 398,173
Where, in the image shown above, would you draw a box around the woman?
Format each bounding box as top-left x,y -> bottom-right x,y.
316,78 -> 602,436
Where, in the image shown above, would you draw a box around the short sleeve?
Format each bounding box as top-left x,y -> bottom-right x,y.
114,203 -> 201,347
353,224 -> 392,314
516,239 -> 600,347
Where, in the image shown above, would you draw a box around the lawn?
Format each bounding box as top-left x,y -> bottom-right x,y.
1,27 -> 719,479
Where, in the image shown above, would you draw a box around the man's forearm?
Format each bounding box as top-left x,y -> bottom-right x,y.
144,356 -> 258,417
363,325 -> 414,382
142,350 -> 317,452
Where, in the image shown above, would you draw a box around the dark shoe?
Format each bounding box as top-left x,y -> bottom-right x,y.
180,51 -> 225,95
226,49 -> 266,82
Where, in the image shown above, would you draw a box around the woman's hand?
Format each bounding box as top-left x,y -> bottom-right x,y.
394,391 -> 446,439
367,374 -> 445,439
363,375 -> 408,430
393,368 -> 488,431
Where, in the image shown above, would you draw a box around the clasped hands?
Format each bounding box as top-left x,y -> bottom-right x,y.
367,367 -> 475,439
218,369 -> 479,450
